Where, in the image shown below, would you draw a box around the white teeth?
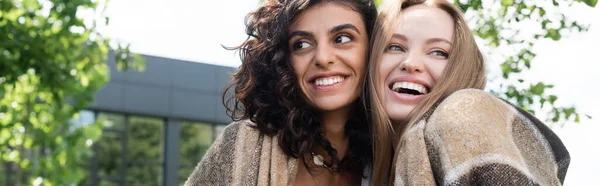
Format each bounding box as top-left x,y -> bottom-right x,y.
391,82 -> 428,94
314,76 -> 345,86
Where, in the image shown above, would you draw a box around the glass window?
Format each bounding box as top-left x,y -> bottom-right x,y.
0,159 -> 6,185
70,110 -> 96,128
0,161 -> 30,185
127,116 -> 164,161
126,116 -> 164,186
95,112 -> 126,183
98,180 -> 120,186
85,113 -> 167,186
126,165 -> 162,186
98,112 -> 126,130
97,131 -> 124,179
178,121 -> 213,184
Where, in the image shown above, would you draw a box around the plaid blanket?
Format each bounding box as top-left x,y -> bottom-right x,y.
184,120 -> 371,186
394,89 -> 570,186
184,120 -> 297,186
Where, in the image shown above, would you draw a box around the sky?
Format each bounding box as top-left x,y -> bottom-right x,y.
99,0 -> 599,185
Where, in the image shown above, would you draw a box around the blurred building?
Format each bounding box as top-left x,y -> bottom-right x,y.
79,53 -> 235,186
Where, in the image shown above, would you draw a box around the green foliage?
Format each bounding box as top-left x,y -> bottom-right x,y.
450,0 -> 594,125
581,0 -> 598,7
0,0 -> 144,185
374,0 -> 383,7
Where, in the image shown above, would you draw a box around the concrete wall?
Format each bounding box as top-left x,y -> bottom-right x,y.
90,53 -> 236,124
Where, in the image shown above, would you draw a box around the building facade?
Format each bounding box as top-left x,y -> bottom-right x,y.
82,54 -> 236,186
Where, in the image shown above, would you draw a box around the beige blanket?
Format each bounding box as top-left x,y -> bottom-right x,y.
184,120 -> 298,186
394,89 -> 570,186
184,120 -> 372,185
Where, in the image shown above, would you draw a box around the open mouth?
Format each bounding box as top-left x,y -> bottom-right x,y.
313,75 -> 346,87
389,82 -> 429,96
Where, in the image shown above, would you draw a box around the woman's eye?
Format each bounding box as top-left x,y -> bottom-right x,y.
387,45 -> 405,52
293,41 -> 311,50
334,35 -> 352,44
430,50 -> 449,58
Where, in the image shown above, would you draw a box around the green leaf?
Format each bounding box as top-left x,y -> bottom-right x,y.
501,62 -> 510,79
545,29 -> 562,40
549,95 -> 558,105
501,0 -> 514,6
564,107 -> 576,119
552,109 -> 561,122
531,83 -> 545,95
583,0 -> 598,7
539,8 -> 546,16
82,124 -> 102,140
470,0 -> 483,10
22,0 -> 40,10
374,0 -> 382,7
540,98 -> 547,108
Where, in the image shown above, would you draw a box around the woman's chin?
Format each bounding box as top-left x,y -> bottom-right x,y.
308,96 -> 357,112
385,105 -> 414,123
314,103 -> 346,112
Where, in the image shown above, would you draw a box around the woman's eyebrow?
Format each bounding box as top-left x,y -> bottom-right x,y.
289,30 -> 312,38
330,23 -> 360,34
426,38 -> 452,46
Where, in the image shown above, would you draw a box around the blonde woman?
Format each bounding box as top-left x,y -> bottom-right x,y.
367,0 -> 570,185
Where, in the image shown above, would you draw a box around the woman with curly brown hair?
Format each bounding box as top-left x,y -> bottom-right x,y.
184,0 -> 379,185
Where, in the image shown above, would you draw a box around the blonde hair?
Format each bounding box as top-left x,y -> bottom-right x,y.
366,0 -> 486,184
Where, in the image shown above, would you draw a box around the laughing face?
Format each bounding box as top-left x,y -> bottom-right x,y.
288,2 -> 368,112
378,4 -> 454,123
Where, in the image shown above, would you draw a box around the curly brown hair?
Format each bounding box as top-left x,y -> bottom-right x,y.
222,0 -> 377,179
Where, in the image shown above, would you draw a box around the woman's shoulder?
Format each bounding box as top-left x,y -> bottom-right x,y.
417,89 -> 570,185
436,88 -> 507,114
217,119 -> 261,141
183,119 -> 263,185
222,119 -> 257,132
426,89 -> 512,128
